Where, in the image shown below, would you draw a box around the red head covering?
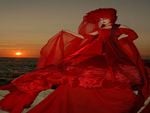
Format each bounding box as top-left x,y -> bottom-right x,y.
84,8 -> 117,24
78,8 -> 117,35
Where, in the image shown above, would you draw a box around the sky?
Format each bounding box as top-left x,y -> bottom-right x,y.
0,0 -> 150,58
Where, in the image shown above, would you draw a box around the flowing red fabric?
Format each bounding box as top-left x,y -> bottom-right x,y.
37,30 -> 83,68
0,8 -> 150,113
0,25 -> 149,113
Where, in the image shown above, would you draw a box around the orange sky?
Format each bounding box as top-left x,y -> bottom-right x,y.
0,0 -> 150,58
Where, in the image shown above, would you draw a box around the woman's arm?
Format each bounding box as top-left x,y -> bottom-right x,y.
116,26 -> 146,84
117,25 -> 140,64
88,31 -> 99,36
118,25 -> 138,41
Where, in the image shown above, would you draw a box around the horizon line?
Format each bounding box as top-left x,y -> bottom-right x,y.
0,56 -> 150,60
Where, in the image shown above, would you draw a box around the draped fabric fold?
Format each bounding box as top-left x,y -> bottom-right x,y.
0,8 -> 150,113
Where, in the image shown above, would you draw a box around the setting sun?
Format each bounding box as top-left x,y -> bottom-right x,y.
15,51 -> 23,56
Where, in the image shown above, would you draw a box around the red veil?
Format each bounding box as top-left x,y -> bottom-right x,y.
0,8 -> 150,113
37,8 -> 149,99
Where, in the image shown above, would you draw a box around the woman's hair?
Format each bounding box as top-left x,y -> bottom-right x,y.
83,8 -> 117,24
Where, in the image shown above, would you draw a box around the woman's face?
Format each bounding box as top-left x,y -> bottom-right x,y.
98,18 -> 112,28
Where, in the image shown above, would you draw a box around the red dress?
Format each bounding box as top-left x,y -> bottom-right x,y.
0,25 -> 149,113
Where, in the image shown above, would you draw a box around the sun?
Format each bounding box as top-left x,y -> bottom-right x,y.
15,51 -> 23,56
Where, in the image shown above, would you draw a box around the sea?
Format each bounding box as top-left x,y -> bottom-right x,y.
0,57 -> 38,85
0,57 -> 150,85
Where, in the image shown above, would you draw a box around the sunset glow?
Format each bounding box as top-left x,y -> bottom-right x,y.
0,1 -> 149,58
15,52 -> 22,56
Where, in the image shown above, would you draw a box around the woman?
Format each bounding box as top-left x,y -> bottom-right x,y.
0,8 -> 149,113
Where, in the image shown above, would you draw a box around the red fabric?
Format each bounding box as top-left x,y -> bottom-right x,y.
27,85 -> 137,113
0,90 -> 37,113
37,30 -> 83,69
0,8 -> 150,113
78,20 -> 98,36
0,25 -> 149,113
83,8 -> 117,23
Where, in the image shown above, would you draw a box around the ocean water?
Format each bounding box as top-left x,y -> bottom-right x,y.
0,57 -> 149,86
0,57 -> 38,85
